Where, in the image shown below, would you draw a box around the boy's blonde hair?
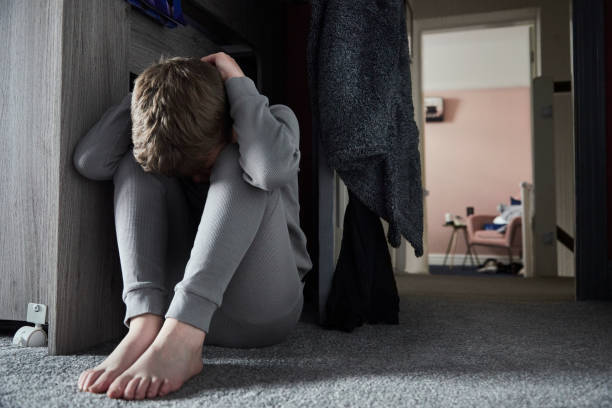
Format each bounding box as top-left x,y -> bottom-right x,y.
131,56 -> 231,177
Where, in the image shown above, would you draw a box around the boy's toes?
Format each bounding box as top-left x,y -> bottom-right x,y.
78,369 -> 92,390
135,377 -> 151,400
82,369 -> 103,391
158,378 -> 173,397
147,377 -> 162,398
88,369 -> 119,393
107,374 -> 133,399
123,376 -> 142,400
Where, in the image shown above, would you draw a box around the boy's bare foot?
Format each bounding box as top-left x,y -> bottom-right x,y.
106,317 -> 205,400
77,313 -> 163,393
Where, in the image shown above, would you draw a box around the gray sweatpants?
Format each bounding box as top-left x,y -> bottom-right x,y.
110,143 -> 304,348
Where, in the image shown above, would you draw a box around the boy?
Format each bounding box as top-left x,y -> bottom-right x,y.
72,53 -> 312,400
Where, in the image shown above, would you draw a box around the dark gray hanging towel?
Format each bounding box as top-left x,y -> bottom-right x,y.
306,0 -> 424,256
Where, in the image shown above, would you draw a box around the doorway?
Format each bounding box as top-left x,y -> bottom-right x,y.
398,6 -> 575,299
421,24 -> 534,277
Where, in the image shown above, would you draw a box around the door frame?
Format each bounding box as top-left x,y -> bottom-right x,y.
406,7 -> 542,276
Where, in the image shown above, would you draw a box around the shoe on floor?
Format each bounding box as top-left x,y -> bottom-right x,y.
477,258 -> 498,273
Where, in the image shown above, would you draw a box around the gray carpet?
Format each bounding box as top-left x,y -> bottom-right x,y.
1,294 -> 611,407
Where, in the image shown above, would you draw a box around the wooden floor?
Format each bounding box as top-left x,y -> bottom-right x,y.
395,273 -> 576,303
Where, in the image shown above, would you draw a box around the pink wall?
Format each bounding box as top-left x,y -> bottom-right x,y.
424,87 -> 532,257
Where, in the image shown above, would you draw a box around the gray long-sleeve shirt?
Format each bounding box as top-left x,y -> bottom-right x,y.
73,75 -> 312,282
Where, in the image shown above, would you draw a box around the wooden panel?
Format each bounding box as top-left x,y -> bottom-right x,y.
531,77 -> 558,277
553,92 -> 575,278
129,8 -> 217,74
573,0 -> 610,300
0,2 -> 62,323
606,0 -> 612,265
52,0 -> 130,355
317,142 -> 335,322
286,3 -> 318,319
521,182 -> 535,277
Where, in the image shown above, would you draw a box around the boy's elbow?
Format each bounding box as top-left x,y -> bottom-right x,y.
241,152 -> 300,191
237,106 -> 302,190
259,117 -> 301,190
242,171 -> 294,192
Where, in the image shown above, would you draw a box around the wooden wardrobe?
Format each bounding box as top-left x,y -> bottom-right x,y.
0,0 -> 289,355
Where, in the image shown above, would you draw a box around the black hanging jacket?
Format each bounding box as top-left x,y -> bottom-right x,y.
323,190 -> 400,332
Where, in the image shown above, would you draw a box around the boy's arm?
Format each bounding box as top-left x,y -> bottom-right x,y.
225,76 -> 300,191
73,93 -> 133,181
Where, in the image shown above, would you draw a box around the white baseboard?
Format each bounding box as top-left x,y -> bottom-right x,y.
428,253 -> 522,266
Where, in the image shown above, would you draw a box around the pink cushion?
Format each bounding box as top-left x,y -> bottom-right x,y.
475,230 -> 504,239
472,230 -> 506,245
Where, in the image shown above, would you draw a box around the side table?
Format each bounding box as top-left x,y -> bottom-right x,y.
441,222 -> 479,269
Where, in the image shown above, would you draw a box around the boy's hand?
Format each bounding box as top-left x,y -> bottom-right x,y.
201,52 -> 245,81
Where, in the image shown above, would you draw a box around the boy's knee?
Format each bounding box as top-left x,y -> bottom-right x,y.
113,151 -> 166,192
73,144 -> 113,180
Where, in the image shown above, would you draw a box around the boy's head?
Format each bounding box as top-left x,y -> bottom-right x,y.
131,56 -> 232,178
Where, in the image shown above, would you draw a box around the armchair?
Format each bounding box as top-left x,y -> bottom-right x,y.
466,214 -> 523,265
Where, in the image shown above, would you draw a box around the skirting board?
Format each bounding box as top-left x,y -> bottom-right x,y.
394,253 -> 524,275
428,253 -> 523,266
